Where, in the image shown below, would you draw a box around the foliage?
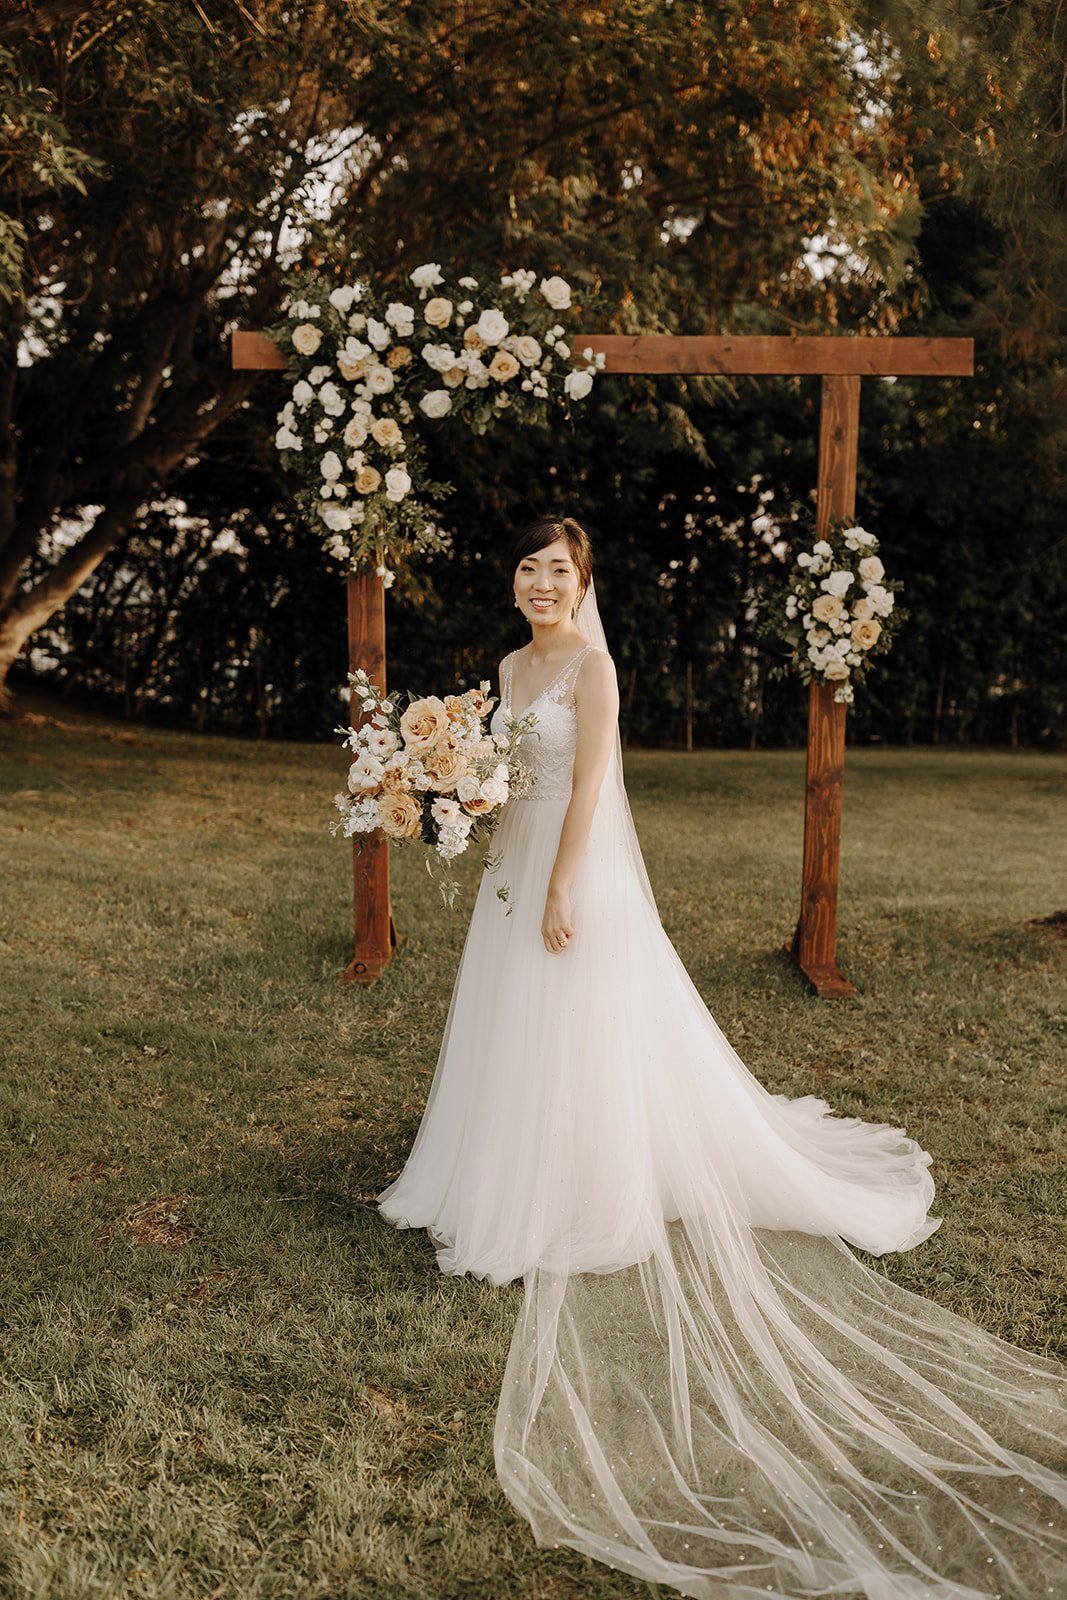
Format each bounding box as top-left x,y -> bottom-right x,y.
263,262 -> 606,578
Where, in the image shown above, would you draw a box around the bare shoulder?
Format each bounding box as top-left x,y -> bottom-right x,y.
575,646 -> 618,697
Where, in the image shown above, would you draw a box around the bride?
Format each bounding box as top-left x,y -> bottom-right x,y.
378,516 -> 1067,1599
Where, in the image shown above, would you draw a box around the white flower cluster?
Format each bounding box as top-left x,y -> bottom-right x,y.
777,524 -> 899,705
329,668 -> 537,905
269,259 -> 606,577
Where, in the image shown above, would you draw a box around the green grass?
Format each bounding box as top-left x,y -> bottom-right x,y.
0,702 -> 1064,1600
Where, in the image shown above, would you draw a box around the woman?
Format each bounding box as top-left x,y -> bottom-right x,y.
379,516 -> 1067,1599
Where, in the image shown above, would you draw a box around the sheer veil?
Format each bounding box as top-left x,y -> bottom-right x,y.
492,581 -> 1067,1599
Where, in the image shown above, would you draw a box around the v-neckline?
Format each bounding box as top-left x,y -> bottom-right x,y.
507,645 -> 590,721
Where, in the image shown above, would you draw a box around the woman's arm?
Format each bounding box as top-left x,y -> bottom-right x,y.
541,651 -> 620,954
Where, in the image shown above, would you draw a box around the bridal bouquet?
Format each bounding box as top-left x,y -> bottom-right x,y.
759,517 -> 905,705
331,668 -> 537,906
265,261 -> 609,584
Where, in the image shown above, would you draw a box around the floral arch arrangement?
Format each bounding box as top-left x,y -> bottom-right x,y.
264,262 -> 608,586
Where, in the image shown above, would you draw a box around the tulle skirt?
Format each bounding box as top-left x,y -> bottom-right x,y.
378,794 -> 1067,1599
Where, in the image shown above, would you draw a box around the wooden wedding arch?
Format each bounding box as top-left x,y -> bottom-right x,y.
233,327 -> 973,997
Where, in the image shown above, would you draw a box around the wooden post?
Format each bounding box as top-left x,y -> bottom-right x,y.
342,570 -> 399,984
789,374 -> 861,997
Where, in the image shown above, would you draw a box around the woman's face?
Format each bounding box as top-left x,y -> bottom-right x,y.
513,537 -> 581,626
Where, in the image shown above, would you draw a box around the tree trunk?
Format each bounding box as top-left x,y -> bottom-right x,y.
0,491 -> 144,712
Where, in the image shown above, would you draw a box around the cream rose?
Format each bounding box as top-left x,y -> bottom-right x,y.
564,370 -> 593,401
420,389 -> 453,419
476,308 -> 509,345
378,791 -> 423,841
811,593 -> 843,622
343,417 -> 368,448
488,348 -> 520,382
371,417 -> 403,448
291,323 -> 322,355
539,274 -> 572,309
858,555 -> 885,585
442,366 -> 466,389
366,365 -> 395,395
463,325 -> 488,354
822,657 -> 850,681
851,596 -> 874,621
424,296 -> 453,329
355,466 -> 381,495
514,334 -> 542,367
338,354 -> 370,381
851,617 -> 883,650
400,695 -> 450,752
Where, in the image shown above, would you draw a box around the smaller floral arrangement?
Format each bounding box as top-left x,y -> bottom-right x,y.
760,516 -> 905,705
331,668 -> 538,906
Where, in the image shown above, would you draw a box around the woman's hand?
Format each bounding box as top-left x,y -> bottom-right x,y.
541,888 -> 574,954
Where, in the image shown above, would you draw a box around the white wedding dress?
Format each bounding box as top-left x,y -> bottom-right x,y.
378,584 -> 1067,1600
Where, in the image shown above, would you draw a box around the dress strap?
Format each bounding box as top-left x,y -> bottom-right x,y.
501,652 -> 514,708
552,644 -> 597,705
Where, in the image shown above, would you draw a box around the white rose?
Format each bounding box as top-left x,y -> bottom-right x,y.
421,343 -> 456,373
866,584 -> 895,617
367,365 -> 395,394
410,262 -> 445,294
275,426 -> 301,450
564,369 -> 594,401
326,535 -> 350,560
320,451 -> 342,480
858,555 -> 885,585
347,313 -> 367,332
384,466 -> 411,502
456,772 -> 481,804
539,275 -> 572,309
464,359 -> 489,388
320,505 -> 352,531
480,776 -> 508,806
812,539 -> 832,557
343,416 -> 368,448
419,389 -> 453,419
328,284 -> 356,313
822,657 -> 850,681
366,317 -> 391,350
307,364 -> 332,386
318,381 -> 346,417
291,323 -> 322,355
555,341 -> 570,360
292,379 -> 314,409
824,569 -> 854,597
514,334 -> 542,367
424,296 -> 453,328
385,300 -> 416,329
796,552 -> 811,568
476,308 -> 509,344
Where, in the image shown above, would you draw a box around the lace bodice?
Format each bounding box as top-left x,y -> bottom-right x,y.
490,644 -> 603,801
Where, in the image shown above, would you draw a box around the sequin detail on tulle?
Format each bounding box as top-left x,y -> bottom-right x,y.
493,646 -> 600,801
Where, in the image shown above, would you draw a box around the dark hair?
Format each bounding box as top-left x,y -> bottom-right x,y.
508,516 -> 595,609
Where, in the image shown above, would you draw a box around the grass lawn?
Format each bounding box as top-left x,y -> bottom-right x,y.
1,700 -> 1064,1600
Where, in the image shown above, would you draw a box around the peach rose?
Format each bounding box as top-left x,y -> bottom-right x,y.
463,326 -> 488,354
423,297 -> 453,329
338,354 -> 370,381
400,695 -> 450,752
378,791 -> 423,840
386,344 -> 413,369
380,764 -> 412,794
371,417 -> 403,448
488,348 -> 520,382
461,791 -> 494,816
355,466 -> 382,495
423,749 -> 467,792
443,694 -> 467,724
851,617 -> 883,650
466,688 -> 493,717
811,593 -> 843,622
442,366 -> 466,388
851,596 -> 874,621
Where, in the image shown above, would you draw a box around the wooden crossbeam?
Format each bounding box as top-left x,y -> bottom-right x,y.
233,326 -> 973,994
